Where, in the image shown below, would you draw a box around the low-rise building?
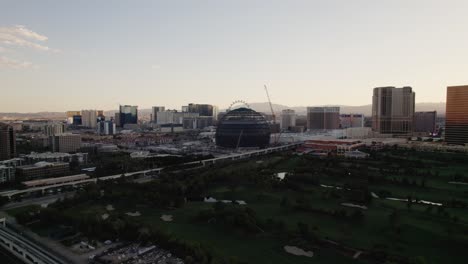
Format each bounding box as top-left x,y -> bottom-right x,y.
49,134 -> 82,153
345,127 -> 372,139
0,165 -> 15,183
159,124 -> 184,133
16,161 -> 70,180
22,174 -> 90,188
300,139 -> 365,155
21,152 -> 88,164
340,114 -> 364,128
344,150 -> 370,159
289,126 -> 305,133
0,158 -> 25,167
182,116 -> 214,129
414,111 -> 437,135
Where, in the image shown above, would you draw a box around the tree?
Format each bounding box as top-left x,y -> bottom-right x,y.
0,196 -> 9,207
406,195 -> 413,211
111,218 -> 126,237
351,209 -> 364,223
409,256 -> 428,264
297,221 -> 309,236
425,205 -> 433,214
70,159 -> 80,171
388,210 -> 399,231
421,176 -> 427,188
280,196 -> 291,209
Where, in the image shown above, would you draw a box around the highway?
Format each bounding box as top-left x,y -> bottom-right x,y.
0,226 -> 68,264
0,247 -> 24,264
2,192 -> 75,210
0,168 -> 164,198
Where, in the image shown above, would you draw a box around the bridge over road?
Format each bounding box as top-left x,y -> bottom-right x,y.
0,218 -> 68,264
0,168 -> 164,199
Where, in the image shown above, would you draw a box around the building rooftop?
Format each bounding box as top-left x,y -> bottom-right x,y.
24,152 -> 72,159
18,161 -> 69,169
22,174 -> 89,187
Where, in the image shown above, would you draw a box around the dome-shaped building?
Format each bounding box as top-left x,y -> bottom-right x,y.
216,107 -> 271,148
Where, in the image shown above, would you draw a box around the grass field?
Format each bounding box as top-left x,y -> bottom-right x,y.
5,149 -> 468,263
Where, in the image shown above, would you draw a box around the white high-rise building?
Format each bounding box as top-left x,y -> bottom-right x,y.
44,123 -> 65,136
152,106 -> 165,123
156,111 -> 199,125
97,121 -> 116,135
280,109 -> 296,130
81,110 -> 98,128
372,86 -> 415,135
307,107 -> 340,130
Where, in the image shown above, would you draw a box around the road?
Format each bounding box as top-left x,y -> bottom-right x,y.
0,226 -> 68,264
0,247 -> 24,264
2,192 -> 76,210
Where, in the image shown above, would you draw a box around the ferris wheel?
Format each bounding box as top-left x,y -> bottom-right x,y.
227,100 -> 250,111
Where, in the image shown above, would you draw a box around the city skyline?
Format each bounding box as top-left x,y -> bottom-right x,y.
1,2 -> 468,263
1,0 -> 468,112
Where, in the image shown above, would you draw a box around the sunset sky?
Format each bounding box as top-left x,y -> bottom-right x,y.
1,0 -> 468,112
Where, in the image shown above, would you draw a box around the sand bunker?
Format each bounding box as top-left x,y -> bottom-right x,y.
276,172 -> 287,180
106,204 -> 115,211
341,203 -> 368,210
204,197 -> 217,203
284,245 -> 313,257
160,214 -> 173,222
101,213 -> 109,220
125,211 -> 141,217
203,197 -> 247,205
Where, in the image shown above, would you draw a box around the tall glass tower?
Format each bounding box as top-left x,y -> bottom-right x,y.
119,105 -> 138,127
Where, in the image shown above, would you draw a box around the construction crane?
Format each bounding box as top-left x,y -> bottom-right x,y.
264,85 -> 281,144
236,129 -> 244,151
264,85 -> 276,124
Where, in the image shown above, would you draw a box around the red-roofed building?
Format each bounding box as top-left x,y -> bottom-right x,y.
300,139 -> 365,155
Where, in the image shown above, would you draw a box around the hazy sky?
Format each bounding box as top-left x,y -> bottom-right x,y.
1,0 -> 468,112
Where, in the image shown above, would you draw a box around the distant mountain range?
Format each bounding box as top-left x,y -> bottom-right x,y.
246,102 -> 446,116
0,102 -> 446,120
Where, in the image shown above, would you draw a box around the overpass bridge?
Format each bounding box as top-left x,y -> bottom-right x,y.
1,143 -> 302,199
0,219 -> 68,264
183,142 -> 303,167
0,168 -> 164,199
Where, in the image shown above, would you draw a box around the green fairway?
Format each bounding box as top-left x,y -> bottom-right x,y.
6,149 -> 468,263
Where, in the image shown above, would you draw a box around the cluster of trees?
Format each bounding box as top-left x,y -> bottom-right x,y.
54,179 -> 187,210
18,201 -> 220,263
91,152 -> 213,177
444,198 -> 467,209
280,195 -> 365,223
195,202 -> 263,234
282,173 -> 320,191
15,138 -> 50,155
383,176 -> 428,188
0,195 -> 9,207
450,173 -> 468,183
14,207 -> 41,225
